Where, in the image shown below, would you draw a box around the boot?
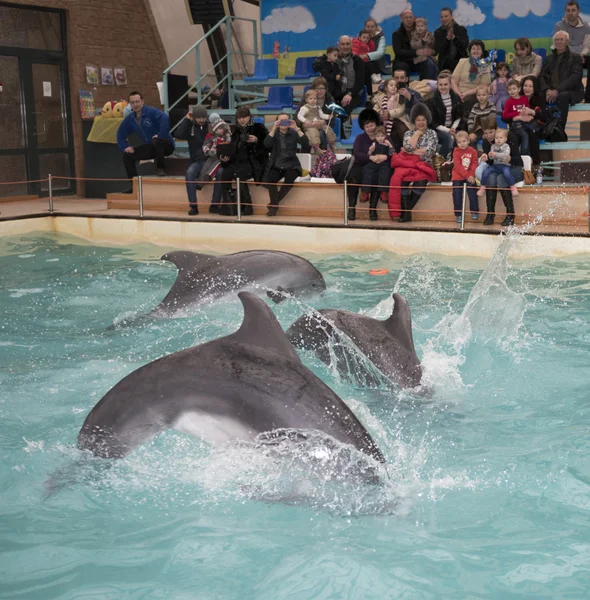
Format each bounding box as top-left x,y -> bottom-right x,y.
399,195 -> 411,222
347,189 -> 357,221
369,191 -> 379,221
219,188 -> 237,216
483,188 -> 496,225
499,188 -> 515,226
239,184 -> 253,216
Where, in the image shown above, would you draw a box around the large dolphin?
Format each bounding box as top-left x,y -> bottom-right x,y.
148,250 -> 326,317
286,293 -> 422,389
80,292 -> 385,466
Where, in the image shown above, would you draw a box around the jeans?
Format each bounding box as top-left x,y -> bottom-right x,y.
436,129 -> 454,158
361,161 -> 392,193
185,160 -> 204,207
452,179 -> 479,216
510,123 -> 529,156
485,166 -> 524,189
481,164 -> 515,187
265,166 -> 300,206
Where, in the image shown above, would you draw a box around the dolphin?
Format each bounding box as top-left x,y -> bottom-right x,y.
285,293 -> 422,389
148,250 -> 326,317
79,292 -> 385,466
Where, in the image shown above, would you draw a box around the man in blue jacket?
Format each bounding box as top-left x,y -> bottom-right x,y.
116,91 -> 175,190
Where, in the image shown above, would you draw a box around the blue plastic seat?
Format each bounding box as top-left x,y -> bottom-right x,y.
252,116 -> 265,124
495,49 -> 506,64
258,86 -> 294,110
331,117 -> 342,143
497,115 -> 507,129
286,57 -> 316,79
534,48 -> 547,63
340,117 -> 363,146
244,59 -> 278,82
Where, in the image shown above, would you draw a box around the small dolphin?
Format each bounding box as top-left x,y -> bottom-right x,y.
80,292 -> 385,466
149,249 -> 326,317
286,293 -> 422,389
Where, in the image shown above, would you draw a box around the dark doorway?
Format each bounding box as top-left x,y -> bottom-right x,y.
0,3 -> 74,198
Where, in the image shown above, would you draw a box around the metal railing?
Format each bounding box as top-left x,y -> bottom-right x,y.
162,16 -> 259,118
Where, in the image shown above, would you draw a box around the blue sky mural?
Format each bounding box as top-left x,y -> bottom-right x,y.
260,0 -> 590,54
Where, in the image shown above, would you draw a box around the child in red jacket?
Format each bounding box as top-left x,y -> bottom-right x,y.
502,79 -> 530,155
451,131 -> 480,222
352,30 -> 374,62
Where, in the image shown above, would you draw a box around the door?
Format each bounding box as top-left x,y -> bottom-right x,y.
0,4 -> 74,198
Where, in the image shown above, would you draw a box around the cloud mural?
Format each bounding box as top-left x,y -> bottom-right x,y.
493,0 -> 551,19
370,0 -> 412,24
261,6 -> 317,34
454,0 -> 486,27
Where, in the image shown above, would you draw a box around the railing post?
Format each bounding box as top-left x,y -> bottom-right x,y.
461,183 -> 467,230
138,176 -> 144,218
196,46 -> 201,105
587,186 -> 590,233
236,177 -> 241,221
226,17 -> 233,110
343,180 -> 348,225
48,174 -> 53,214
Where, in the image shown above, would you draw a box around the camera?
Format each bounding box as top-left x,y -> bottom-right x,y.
239,131 -> 249,143
279,119 -> 291,127
397,81 -> 407,89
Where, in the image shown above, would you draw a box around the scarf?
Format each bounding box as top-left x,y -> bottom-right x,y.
513,52 -> 536,75
468,57 -> 479,82
339,55 -> 355,92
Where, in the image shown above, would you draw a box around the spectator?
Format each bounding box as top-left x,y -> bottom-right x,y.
518,76 -> 545,166
477,128 -> 519,198
434,7 -> 469,73
489,62 -> 511,112
262,113 -> 307,217
335,35 -> 366,118
511,38 -> 543,81
117,91 -> 175,191
451,131 -> 479,222
392,69 -> 424,116
350,108 -> 381,220
201,113 -> 232,214
554,0 -> 590,103
372,79 -> 411,152
218,107 -> 268,217
476,116 -> 522,226
312,47 -> 341,98
502,79 -> 530,156
388,103 -> 438,222
360,125 -> 394,211
364,18 -> 390,83
451,39 -> 493,120
427,70 -> 464,158
392,9 -> 434,80
410,17 -> 439,80
467,84 -> 496,147
174,105 -> 209,215
352,29 -> 372,62
539,30 -> 584,135
295,77 -> 335,153
296,89 -> 337,153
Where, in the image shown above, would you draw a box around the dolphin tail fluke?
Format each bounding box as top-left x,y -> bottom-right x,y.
43,456 -> 112,500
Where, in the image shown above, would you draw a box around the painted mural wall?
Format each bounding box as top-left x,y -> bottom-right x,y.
260,0 -> 590,76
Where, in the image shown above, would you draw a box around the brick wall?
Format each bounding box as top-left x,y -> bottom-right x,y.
9,0 -> 168,195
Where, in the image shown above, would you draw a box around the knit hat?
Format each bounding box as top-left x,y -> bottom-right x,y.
192,105 -> 208,119
409,103 -> 432,125
358,108 -> 380,129
209,112 -> 226,133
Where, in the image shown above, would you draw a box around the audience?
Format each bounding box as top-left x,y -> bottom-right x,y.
434,7 -> 469,73
467,84 -> 496,147
427,70 -> 464,159
511,38 -> 543,81
372,79 -> 411,152
312,47 -> 341,98
389,104 -> 438,222
201,113 -> 232,214
477,127 -> 519,198
295,77 -> 335,153
360,125 -> 394,215
539,30 -> 584,136
263,113 -> 307,217
502,79 -> 530,156
392,9 -> 434,80
335,36 -> 366,118
489,62 -> 511,112
297,89 -> 337,153
451,39 -> 493,120
392,69 -> 424,114
451,131 -> 479,222
554,0 -> 590,104
364,18 -> 390,83
518,76 -> 545,166
410,17 -> 439,79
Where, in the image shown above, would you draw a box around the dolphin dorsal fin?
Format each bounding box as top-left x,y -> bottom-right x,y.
385,293 -> 416,348
229,292 -> 302,363
161,251 -> 215,272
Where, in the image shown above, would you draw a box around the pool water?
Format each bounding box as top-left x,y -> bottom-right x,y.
1,232 -> 590,599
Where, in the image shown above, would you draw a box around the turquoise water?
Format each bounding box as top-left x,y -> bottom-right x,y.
1,232 -> 590,599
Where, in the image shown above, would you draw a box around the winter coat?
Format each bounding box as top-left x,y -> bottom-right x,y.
227,121 -> 269,180
427,90 -> 464,131
539,47 -> 584,104
262,129 -> 304,181
174,117 -> 207,162
392,24 -> 418,63
434,22 -> 469,73
312,55 -> 342,97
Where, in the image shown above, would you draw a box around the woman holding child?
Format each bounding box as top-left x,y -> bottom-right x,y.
295,77 -> 335,153
372,79 -> 410,152
388,104 -> 438,222
451,39 -> 492,120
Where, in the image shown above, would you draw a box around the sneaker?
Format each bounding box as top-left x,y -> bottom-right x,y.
359,192 -> 370,203
471,213 -> 479,220
476,186 -> 486,197
456,216 -> 462,223
510,185 -> 519,196
371,73 -> 383,84
188,207 -> 199,216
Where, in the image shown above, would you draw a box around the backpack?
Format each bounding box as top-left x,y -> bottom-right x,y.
310,150 -> 338,178
330,156 -> 356,183
538,105 -> 567,142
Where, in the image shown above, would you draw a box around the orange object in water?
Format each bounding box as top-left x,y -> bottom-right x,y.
369,269 -> 388,276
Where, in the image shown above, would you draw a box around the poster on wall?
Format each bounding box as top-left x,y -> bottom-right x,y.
101,67 -> 114,86
259,0 -> 568,76
85,64 -> 99,86
78,90 -> 96,119
114,66 -> 127,86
